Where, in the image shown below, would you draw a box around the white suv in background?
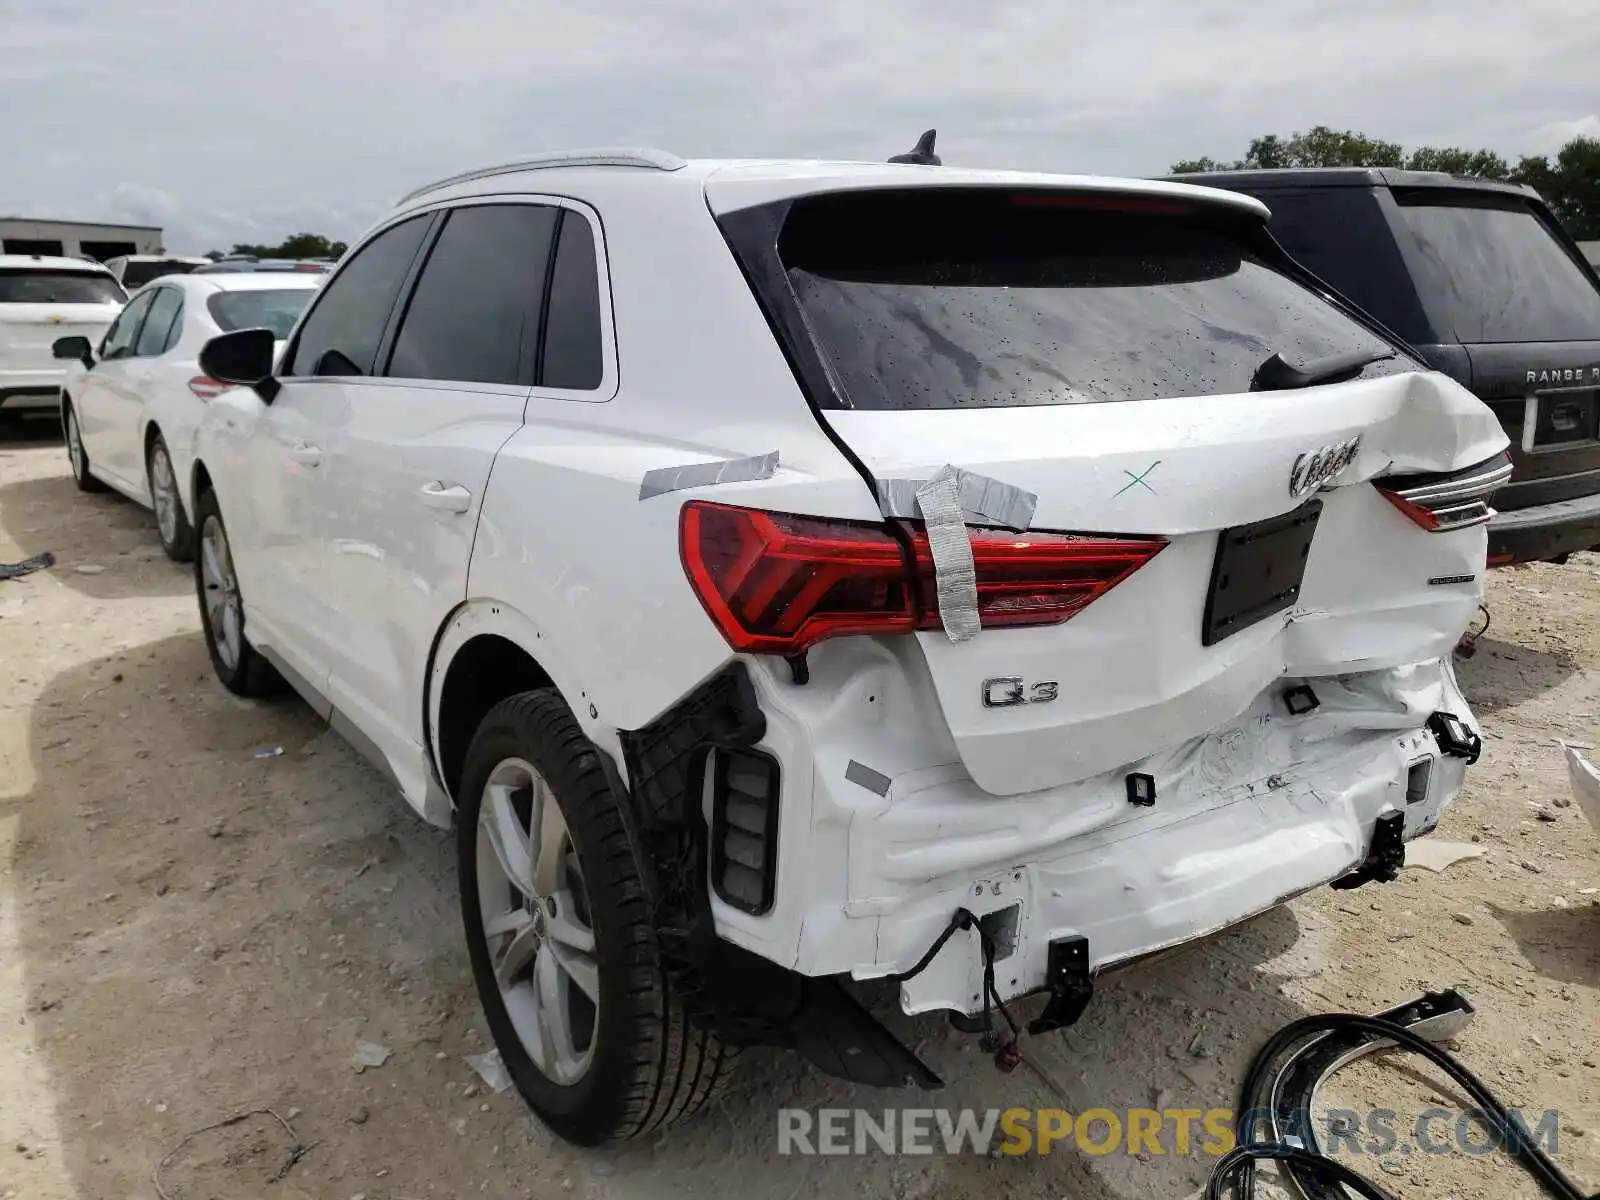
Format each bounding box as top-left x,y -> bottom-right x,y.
187,149 -> 1509,1146
0,254 -> 125,417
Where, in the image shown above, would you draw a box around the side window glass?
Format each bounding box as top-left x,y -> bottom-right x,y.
386,204 -> 557,386
135,289 -> 182,357
283,215 -> 430,377
540,211 -> 605,390
162,296 -> 186,353
101,292 -> 154,360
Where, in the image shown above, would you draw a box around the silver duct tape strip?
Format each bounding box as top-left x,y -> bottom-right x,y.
876,468 -> 1036,531
638,450 -> 780,501
844,759 -> 892,797
916,466 -> 981,643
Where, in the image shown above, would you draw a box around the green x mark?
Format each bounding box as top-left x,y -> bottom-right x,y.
1113,460 -> 1162,498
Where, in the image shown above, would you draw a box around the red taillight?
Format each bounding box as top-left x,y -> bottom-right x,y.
679,500 -> 1165,655
679,503 -> 916,653
188,375 -> 232,400
909,526 -> 1166,629
1377,487 -> 1442,531
1375,451 -> 1513,534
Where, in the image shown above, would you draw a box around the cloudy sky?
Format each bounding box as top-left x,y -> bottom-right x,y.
2,0 -> 1596,254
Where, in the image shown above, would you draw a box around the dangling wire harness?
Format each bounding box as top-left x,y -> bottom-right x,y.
886,908 -> 1023,1068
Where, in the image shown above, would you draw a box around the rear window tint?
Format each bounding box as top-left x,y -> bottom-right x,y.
1252,188 -> 1434,345
123,260 -> 200,287
1394,194 -> 1600,344
0,269 -> 124,305
776,190 -> 1409,410
207,288 -> 316,339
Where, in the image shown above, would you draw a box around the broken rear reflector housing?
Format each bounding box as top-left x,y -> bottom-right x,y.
679,500 -> 1165,655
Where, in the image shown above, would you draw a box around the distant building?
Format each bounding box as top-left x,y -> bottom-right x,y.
0,217 -> 164,261
1581,241 -> 1600,271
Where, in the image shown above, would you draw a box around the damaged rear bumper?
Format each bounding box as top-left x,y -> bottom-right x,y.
728,651 -> 1476,1019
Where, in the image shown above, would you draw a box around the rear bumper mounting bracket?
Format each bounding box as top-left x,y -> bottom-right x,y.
1027,935 -> 1094,1035
1330,810 -> 1406,890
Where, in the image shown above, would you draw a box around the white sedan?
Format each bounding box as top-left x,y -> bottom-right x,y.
55,273 -> 320,560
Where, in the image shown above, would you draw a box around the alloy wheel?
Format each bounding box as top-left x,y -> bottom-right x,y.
151,443 -> 179,546
475,757 -> 600,1086
66,410 -> 85,480
198,515 -> 242,671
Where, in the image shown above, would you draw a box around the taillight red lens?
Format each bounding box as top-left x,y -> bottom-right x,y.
679,500 -> 1165,655
679,502 -> 916,653
904,526 -> 1166,630
1375,451 -> 1512,534
1376,487 -> 1442,531
188,375 -> 232,401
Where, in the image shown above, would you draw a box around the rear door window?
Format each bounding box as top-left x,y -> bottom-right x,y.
0,269 -> 125,305
283,215 -> 430,377
134,288 -> 183,356
1394,193 -> 1600,344
775,189 -> 1411,410
386,203 -> 557,386
100,291 -> 155,359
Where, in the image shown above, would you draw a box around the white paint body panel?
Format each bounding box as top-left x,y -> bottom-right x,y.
190,155 -> 1504,1018
824,371 -> 1505,795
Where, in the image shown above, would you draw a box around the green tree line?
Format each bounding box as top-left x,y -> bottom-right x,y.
203,232 -> 349,261
1172,126 -> 1599,240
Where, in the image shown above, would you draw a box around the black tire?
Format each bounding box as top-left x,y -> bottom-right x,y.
458,689 -> 731,1145
62,400 -> 105,493
146,433 -> 196,562
192,488 -> 280,697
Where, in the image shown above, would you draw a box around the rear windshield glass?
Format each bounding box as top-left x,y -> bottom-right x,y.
777,190 -> 1410,409
207,289 -> 316,338
123,260 -> 199,288
1394,194 -> 1600,344
0,269 -> 124,305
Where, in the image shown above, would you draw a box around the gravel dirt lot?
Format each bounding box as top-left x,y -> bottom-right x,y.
1,422 -> 1596,1200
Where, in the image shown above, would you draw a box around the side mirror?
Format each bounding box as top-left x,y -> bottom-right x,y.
198,327 -> 280,402
52,335 -> 94,368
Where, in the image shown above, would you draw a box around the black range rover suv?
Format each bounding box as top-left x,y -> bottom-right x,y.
1168,168 -> 1600,565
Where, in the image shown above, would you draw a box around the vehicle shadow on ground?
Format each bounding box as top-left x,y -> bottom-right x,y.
12,633 -> 1332,1200
1487,901 -> 1600,988
1455,637 -> 1581,715
0,467 -> 189,601
0,415 -> 63,445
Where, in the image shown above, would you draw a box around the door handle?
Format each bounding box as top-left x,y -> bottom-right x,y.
418,481 -> 472,514
289,443 -> 323,468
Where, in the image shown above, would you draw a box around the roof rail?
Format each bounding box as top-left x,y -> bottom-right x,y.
398,148 -> 687,205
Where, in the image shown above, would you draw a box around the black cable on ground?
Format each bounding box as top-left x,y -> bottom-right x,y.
1213,1012 -> 1594,1200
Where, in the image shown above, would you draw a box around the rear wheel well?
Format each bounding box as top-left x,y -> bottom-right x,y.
143,420 -> 163,461
191,460 -> 213,512
436,634 -> 555,801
